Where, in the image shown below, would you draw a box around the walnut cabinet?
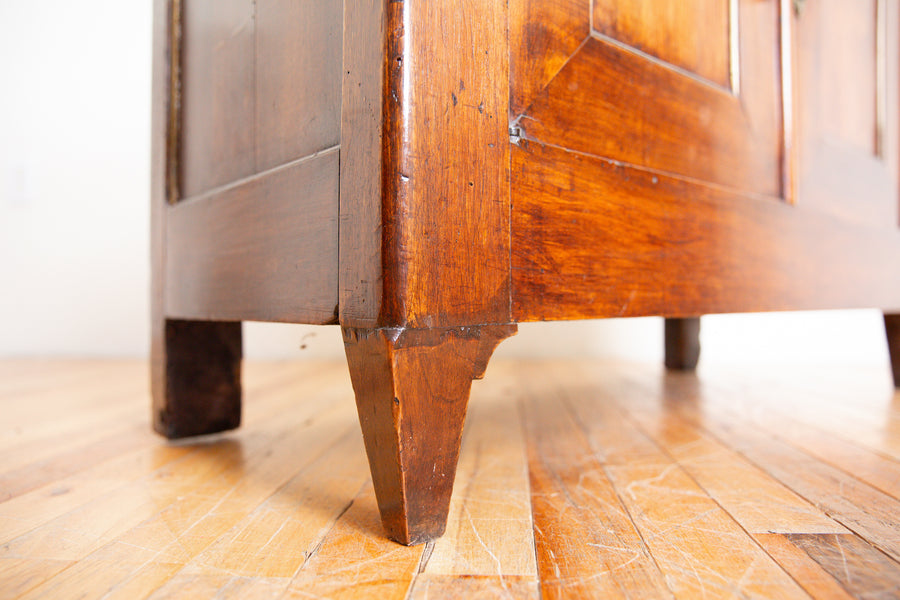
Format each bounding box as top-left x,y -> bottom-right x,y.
151,0 -> 900,544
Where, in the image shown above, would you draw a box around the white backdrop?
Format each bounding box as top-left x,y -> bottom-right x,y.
0,0 -> 891,367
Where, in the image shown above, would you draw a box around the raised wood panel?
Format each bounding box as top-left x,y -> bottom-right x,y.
511,142 -> 900,321
795,0 -> 899,228
592,0 -> 731,88
165,149 -> 339,324
516,18 -> 782,197
177,0 -> 341,199
509,0 -> 589,116
179,0 -> 256,199
255,0 -> 341,172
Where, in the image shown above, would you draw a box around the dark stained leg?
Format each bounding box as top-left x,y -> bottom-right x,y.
883,313 -> 900,387
342,324 -> 516,546
665,317 -> 701,371
151,319 -> 243,439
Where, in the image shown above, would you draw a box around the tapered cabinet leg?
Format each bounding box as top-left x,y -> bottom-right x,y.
342,324 -> 516,545
883,314 -> 900,387
151,319 -> 243,439
665,317 -> 701,371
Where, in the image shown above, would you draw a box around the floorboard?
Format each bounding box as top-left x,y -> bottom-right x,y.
1,359 -> 899,598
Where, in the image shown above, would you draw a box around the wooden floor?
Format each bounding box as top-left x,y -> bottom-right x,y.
1,359 -> 900,599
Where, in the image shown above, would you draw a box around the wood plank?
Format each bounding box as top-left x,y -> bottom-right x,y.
422,363 -> 536,579
349,0 -> 511,328
520,369 -> 673,599
409,575 -> 539,599
511,142 -> 900,321
255,0 -> 341,172
657,374 -> 900,563
178,0 -> 256,199
753,534 -> 855,600
0,368 -> 355,596
787,533 -> 900,598
284,487 -> 425,599
338,0 -> 384,327
693,374 -> 900,501
165,149 -> 339,324
558,365 -> 811,599
619,395 -> 848,535
593,0 -> 730,87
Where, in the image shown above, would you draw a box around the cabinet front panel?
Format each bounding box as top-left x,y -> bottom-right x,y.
795,0 -> 899,228
511,0 -> 783,197
593,0 -> 731,88
177,0 -> 341,200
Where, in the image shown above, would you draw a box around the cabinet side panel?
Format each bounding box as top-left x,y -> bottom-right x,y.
179,0 -> 256,199
255,0 -> 341,172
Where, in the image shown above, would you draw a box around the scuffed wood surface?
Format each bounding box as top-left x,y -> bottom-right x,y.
3,358 -> 900,598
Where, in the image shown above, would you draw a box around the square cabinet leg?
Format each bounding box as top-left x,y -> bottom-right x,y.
884,313 -> 900,387
342,324 -> 516,546
665,317 -> 701,371
151,319 -> 243,439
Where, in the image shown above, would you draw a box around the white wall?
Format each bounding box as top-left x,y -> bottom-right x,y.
0,1 -> 891,368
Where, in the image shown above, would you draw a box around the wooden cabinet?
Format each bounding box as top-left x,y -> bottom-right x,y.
152,0 -> 900,545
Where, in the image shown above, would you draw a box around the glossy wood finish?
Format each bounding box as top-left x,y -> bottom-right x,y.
793,0 -> 899,228
342,325 -> 516,545
592,0 -> 731,87
884,313 -> 900,387
165,149 -> 339,324
513,0 -> 782,197
7,359 -> 900,597
340,0 -> 511,329
512,142 -> 900,321
665,317 -> 701,371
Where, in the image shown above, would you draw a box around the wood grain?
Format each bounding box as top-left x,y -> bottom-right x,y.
664,317 -> 701,371
788,533 -> 900,598
362,0 -> 511,328
165,149 -> 339,324
520,370 -> 672,599
342,325 -> 516,545
516,33 -> 780,196
338,0 -> 384,328
5,359 -> 900,597
423,363 -> 536,580
558,365 -> 812,599
511,142 -> 900,321
754,533 -> 856,600
178,0 -> 256,199
509,0 -> 589,116
254,0 -> 341,172
658,374 -> 900,563
794,0 -> 899,228
593,0 -> 730,87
